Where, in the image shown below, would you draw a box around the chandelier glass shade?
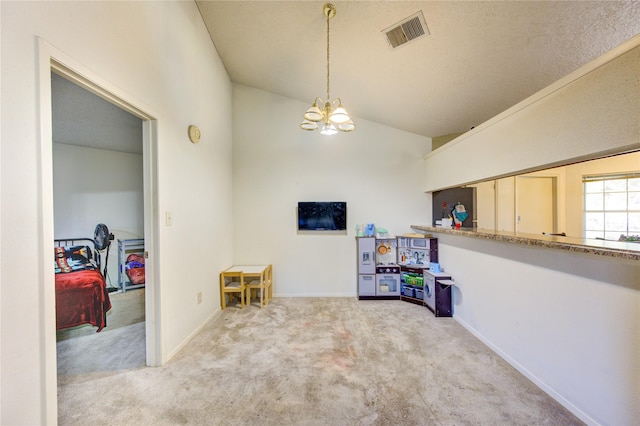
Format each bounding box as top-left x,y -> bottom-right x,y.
300,3 -> 355,135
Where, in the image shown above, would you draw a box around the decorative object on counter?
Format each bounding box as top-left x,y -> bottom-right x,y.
376,227 -> 389,237
452,202 -> 467,228
436,218 -> 453,228
355,224 -> 364,237
433,187 -> 475,228
299,3 -> 355,134
365,223 -> 375,237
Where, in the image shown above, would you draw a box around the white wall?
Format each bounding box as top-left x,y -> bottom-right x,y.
53,143 -> 144,286
418,36 -> 640,425
232,85 -> 431,296
436,235 -> 639,426
0,2 -> 233,425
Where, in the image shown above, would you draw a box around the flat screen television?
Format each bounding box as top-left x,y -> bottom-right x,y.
297,202 -> 347,231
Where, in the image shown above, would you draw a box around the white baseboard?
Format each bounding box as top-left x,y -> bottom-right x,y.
454,316 -> 599,426
165,309 -> 222,361
273,293 -> 355,298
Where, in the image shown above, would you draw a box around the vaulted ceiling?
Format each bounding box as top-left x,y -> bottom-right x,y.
197,1 -> 640,138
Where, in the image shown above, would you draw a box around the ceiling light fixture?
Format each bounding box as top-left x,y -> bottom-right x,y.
300,3 -> 355,135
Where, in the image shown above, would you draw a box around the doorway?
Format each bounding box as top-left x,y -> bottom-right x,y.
36,45 -> 162,426
516,176 -> 557,234
44,56 -> 160,365
51,70 -> 147,374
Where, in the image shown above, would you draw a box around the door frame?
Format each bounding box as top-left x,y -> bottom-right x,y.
37,38 -> 162,423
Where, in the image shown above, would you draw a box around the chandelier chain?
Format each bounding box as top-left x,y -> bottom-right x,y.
326,8 -> 330,102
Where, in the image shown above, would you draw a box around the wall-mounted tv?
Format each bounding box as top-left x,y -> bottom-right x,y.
297,201 -> 347,231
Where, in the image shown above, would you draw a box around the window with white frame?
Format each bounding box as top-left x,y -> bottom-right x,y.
583,172 -> 640,241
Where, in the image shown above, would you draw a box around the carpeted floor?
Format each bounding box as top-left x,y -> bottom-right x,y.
57,298 -> 583,425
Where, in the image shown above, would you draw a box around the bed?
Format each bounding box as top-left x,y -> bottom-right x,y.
55,225 -> 113,332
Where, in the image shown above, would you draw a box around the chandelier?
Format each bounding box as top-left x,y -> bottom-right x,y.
300,3 -> 355,135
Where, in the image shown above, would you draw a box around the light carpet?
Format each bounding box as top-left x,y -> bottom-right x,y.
57,298 -> 583,425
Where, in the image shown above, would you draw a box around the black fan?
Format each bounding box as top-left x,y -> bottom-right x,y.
94,223 -> 114,277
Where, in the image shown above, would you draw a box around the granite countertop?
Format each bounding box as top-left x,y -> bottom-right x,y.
410,225 -> 640,262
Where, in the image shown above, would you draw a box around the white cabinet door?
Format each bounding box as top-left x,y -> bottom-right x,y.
358,275 -> 376,296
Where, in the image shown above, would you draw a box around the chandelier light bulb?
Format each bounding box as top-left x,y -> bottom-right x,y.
320,122 -> 338,136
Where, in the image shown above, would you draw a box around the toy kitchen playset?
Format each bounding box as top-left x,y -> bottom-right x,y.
356,231 -> 456,317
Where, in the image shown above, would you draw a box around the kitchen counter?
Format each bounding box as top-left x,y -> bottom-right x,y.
410,225 -> 640,262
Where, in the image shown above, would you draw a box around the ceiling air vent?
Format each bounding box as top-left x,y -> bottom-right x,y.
382,11 -> 429,49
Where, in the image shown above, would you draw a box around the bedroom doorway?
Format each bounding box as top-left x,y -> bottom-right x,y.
51,70 -> 148,374
44,54 -> 160,376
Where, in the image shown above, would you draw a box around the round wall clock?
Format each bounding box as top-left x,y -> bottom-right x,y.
188,125 -> 201,144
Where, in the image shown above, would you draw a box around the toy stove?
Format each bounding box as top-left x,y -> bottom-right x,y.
376,265 -> 400,274
375,265 -> 400,296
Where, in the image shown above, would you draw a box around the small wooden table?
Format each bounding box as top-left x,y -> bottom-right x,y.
224,265 -> 269,277
221,265 -> 270,309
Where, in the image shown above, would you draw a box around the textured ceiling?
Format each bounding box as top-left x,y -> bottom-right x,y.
197,1 -> 640,138
52,73 -> 143,154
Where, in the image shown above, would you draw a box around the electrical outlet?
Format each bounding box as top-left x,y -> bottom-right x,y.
197,291 -> 202,304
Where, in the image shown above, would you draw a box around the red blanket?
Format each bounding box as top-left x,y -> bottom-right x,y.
55,269 -> 111,332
